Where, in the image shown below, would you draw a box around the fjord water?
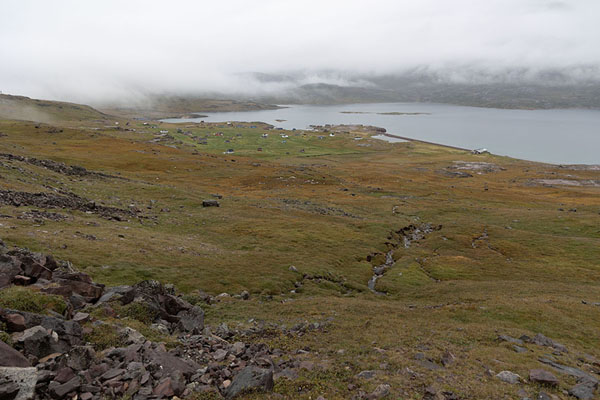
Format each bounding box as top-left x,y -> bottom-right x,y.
164,103 -> 600,164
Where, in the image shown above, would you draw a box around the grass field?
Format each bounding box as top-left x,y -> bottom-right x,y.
0,99 -> 598,399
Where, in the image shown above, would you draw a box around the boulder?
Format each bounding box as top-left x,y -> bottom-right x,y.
48,272 -> 104,302
143,348 -> 197,378
496,370 -> 521,384
66,345 -> 95,371
176,306 -> 204,334
529,369 -> 559,386
18,326 -> 57,358
0,255 -> 22,288
0,341 -> 30,368
3,314 -> 26,332
0,367 -> 37,400
569,380 -> 598,400
225,366 -> 273,399
48,376 -> 80,398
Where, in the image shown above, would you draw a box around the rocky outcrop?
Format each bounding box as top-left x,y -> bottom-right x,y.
0,240 -> 320,399
0,190 -> 136,221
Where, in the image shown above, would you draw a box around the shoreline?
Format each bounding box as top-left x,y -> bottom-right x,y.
380,132 -> 471,152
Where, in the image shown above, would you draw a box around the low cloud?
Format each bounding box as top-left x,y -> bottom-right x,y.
1,0 -> 599,102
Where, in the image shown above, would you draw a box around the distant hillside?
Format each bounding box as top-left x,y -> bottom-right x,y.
0,94 -> 109,123
98,96 -> 281,119
247,71 -> 600,109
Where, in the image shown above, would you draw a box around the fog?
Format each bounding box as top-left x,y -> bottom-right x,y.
1,0 -> 600,103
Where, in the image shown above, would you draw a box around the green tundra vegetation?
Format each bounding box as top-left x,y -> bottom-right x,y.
0,95 -> 598,399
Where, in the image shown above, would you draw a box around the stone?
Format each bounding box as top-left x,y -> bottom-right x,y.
153,377 -> 176,398
356,370 -> 376,379
274,368 -> 298,381
231,342 -> 246,356
54,367 -> 75,384
0,367 -> 37,400
0,341 -> 30,368
441,351 -> 456,367
48,376 -> 80,398
120,327 -> 146,345
72,312 -> 90,323
514,345 -> 528,353
18,325 -> 55,358
66,345 -> 95,370
224,366 -> 273,399
0,255 -> 22,288
202,200 -> 220,207
3,314 -> 26,332
176,306 -> 204,334
496,370 -> 521,384
529,369 -> 559,386
240,290 -> 250,300
368,384 -> 391,399
212,349 -> 228,362
96,285 -> 134,305
569,380 -> 598,400
144,349 -> 197,378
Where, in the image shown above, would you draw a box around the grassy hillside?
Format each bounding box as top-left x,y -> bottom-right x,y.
0,102 -> 598,399
0,94 -> 109,123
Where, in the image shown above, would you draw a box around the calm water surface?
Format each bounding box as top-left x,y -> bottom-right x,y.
164,103 -> 600,164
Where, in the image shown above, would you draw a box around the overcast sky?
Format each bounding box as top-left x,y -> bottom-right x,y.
1,0 -> 599,102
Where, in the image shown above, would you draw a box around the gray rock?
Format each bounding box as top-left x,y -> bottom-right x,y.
120,327 -> 146,345
0,367 -> 37,400
66,345 -> 95,370
514,345 -> 528,353
176,306 -> 204,334
569,380 -> 598,400
18,326 -> 57,358
529,369 -> 559,386
496,370 -> 521,384
0,341 -> 30,368
356,370 -> 376,379
538,358 -> 598,384
48,376 -> 80,398
224,366 -> 273,399
368,384 -> 391,399
498,334 -> 524,346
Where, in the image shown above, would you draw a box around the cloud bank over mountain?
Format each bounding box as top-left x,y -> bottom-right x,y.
1,0 -> 600,102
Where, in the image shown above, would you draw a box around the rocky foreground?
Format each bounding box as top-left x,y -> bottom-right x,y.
2,242 -> 600,400
0,240 -> 334,399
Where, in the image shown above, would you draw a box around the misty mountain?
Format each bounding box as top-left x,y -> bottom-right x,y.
245,70 -> 600,109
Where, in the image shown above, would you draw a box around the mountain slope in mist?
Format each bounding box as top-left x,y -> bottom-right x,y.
0,94 -> 108,123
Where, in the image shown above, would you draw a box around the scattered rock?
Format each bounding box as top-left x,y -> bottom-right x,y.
356,370 -> 376,379
496,370 -> 521,384
569,380 -> 598,400
529,369 -> 559,387
441,351 -> 456,367
0,341 -> 30,368
368,383 -> 391,399
225,366 -> 273,399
